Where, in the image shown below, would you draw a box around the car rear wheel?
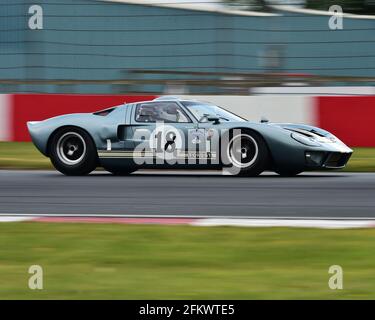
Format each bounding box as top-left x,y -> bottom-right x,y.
223,130 -> 269,176
49,127 -> 97,176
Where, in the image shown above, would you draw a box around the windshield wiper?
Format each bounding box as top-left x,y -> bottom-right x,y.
217,116 -> 230,121
199,114 -> 230,122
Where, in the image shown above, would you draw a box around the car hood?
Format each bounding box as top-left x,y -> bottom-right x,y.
269,122 -> 353,151
271,123 -> 331,137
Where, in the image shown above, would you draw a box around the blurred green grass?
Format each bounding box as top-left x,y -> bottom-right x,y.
0,142 -> 52,169
344,148 -> 375,172
0,142 -> 374,171
0,222 -> 375,299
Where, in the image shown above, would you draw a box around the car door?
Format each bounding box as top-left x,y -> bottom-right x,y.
179,101 -> 222,165
188,121 -> 221,165
127,101 -> 197,165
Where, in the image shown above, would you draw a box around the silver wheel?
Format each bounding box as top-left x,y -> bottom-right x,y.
227,134 -> 259,169
56,132 -> 86,165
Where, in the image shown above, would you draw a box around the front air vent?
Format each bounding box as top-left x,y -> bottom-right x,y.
324,152 -> 352,168
93,107 -> 115,116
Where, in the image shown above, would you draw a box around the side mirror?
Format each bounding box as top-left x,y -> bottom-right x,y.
206,115 -> 220,124
260,116 -> 269,123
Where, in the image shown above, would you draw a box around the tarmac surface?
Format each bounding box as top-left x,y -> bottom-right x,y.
0,170 -> 374,218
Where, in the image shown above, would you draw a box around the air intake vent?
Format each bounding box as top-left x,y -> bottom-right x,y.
93,107 -> 115,116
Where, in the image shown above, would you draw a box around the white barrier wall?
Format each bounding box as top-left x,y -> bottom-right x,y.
181,95 -> 316,125
0,94 -> 11,141
2,93 -> 374,146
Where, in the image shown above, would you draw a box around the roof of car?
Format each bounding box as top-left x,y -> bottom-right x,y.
153,96 -> 182,101
127,96 -> 207,106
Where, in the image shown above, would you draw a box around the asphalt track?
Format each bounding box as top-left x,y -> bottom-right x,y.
0,170 -> 374,218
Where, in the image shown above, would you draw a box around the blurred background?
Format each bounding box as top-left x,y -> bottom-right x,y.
0,0 -> 374,147
1,1 -> 375,300
1,0 -> 375,94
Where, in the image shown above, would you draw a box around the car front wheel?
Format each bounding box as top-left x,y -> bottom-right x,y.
223,130 -> 270,176
49,127 -> 98,176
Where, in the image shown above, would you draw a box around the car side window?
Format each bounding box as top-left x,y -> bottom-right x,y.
135,102 -> 191,123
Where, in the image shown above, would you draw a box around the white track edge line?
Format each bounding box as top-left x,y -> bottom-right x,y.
0,215 -> 374,229
0,213 -> 375,220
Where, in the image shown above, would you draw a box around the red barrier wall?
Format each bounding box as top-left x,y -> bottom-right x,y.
4,94 -> 375,146
11,94 -> 155,141
317,96 -> 375,147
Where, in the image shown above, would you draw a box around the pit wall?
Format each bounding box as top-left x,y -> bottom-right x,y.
0,94 -> 374,147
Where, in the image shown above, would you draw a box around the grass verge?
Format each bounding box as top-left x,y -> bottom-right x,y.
0,222 -> 374,299
0,142 -> 52,170
0,142 -> 374,172
344,148 -> 375,172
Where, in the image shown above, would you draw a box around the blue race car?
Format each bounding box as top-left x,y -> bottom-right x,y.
27,96 -> 353,176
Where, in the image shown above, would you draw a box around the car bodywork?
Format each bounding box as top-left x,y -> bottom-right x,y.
27,97 -> 353,174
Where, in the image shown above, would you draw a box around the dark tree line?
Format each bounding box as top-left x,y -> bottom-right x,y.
306,0 -> 375,14
224,0 -> 272,11
223,0 -> 375,14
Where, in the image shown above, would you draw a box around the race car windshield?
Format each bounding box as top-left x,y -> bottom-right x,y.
182,101 -> 246,122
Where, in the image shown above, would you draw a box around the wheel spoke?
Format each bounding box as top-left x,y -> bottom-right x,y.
228,134 -> 259,169
56,132 -> 86,165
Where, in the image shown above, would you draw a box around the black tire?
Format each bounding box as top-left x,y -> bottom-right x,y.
275,169 -> 302,177
222,130 -> 270,176
49,127 -> 98,176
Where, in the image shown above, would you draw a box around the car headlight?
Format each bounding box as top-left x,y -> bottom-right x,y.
327,134 -> 345,145
291,132 -> 320,147
316,134 -> 346,145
